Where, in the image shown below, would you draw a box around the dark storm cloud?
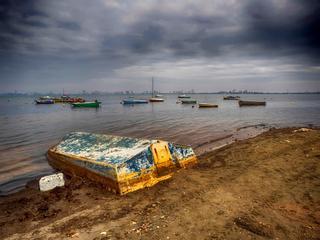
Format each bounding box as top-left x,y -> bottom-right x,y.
0,0 -> 43,48
242,0 -> 320,59
101,0 -> 319,62
0,0 -> 319,60
129,24 -> 165,53
0,0 -> 319,92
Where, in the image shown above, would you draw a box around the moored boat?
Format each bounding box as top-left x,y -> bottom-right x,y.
149,77 -> 164,102
178,94 -> 191,98
238,100 -> 266,106
149,97 -> 164,102
47,132 -> 197,194
223,96 -> 240,100
122,99 -> 148,104
181,99 -> 197,104
35,99 -> 54,104
56,96 -> 86,103
72,100 -> 101,108
35,96 -> 54,104
155,94 -> 163,97
198,103 -> 218,108
68,97 -> 86,103
53,97 -> 63,103
39,96 -> 53,100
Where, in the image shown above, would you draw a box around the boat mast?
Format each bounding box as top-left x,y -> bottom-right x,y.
152,77 -> 154,97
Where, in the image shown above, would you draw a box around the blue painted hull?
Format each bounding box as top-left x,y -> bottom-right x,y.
35,100 -> 54,104
122,99 -> 148,104
47,132 -> 197,194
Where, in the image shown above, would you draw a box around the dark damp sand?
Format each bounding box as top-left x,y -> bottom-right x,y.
0,128 -> 319,240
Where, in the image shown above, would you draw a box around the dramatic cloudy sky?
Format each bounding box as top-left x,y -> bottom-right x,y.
0,0 -> 319,93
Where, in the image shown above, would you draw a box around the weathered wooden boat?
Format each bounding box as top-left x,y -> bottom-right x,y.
238,100 -> 266,106
47,132 -> 197,194
35,99 -> 54,104
223,96 -> 240,100
198,103 -> 218,108
181,99 -> 197,104
72,101 -> 101,108
178,94 -> 191,98
122,99 -> 148,104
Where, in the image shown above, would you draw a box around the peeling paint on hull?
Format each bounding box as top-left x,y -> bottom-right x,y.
47,132 -> 197,194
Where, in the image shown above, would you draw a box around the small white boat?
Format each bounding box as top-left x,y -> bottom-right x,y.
149,78 -> 164,102
149,97 -> 164,102
178,94 -> 191,99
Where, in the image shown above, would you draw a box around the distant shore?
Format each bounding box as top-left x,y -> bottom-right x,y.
1,127 -> 319,239
1,92 -> 320,97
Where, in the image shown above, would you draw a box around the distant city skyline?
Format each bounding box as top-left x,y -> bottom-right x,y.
0,0 -> 319,93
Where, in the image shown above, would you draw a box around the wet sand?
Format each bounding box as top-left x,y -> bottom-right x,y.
0,128 -> 319,240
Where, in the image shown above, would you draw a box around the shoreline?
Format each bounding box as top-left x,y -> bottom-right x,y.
0,123 -> 271,196
1,127 -> 319,239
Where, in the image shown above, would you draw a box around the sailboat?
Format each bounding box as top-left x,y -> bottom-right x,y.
149,77 -> 164,102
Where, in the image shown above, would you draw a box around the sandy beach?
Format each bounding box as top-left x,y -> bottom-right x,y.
0,128 -> 319,240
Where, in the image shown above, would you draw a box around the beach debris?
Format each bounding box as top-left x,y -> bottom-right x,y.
39,173 -> 65,191
293,128 -> 312,133
47,132 -> 197,195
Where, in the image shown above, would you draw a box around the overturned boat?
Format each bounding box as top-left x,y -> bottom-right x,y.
47,132 -> 197,194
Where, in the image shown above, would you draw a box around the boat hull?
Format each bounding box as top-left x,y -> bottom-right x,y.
35,100 -> 54,104
239,100 -> 266,106
199,103 -> 218,108
72,102 -> 101,108
181,99 -> 197,104
54,96 -> 86,103
47,132 -> 197,195
122,99 -> 148,104
149,98 -> 164,102
223,96 -> 240,100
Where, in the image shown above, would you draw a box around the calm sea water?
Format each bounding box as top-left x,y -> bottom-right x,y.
0,93 -> 319,195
